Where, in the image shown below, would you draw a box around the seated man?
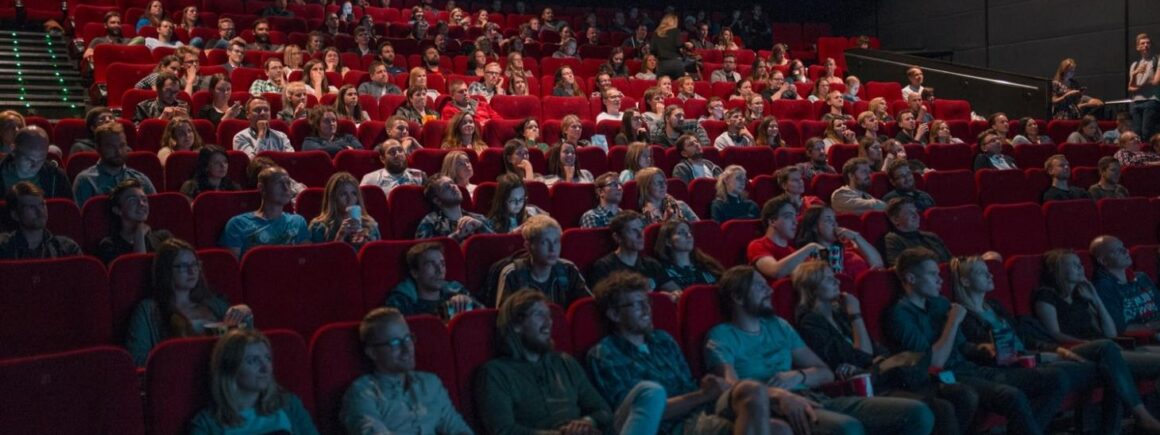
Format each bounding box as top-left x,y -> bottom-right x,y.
706,265 -> 935,435
748,195 -> 824,280
341,307 -> 472,434
476,289 -> 613,433
830,157 -> 886,214
881,159 -> 936,212
440,80 -> 502,125
358,61 -> 403,99
83,12 -> 126,63
361,139 -> 425,197
795,137 -> 838,182
580,172 -> 623,229
97,179 -> 172,264
588,210 -> 680,294
650,105 -> 711,149
73,122 -> 158,206
219,166 -> 309,257
883,197 -> 952,264
588,271 -> 787,435
495,215 -> 589,308
134,72 -> 190,124
714,108 -> 755,150
379,116 -> 421,154
884,248 -> 1067,435
415,175 -> 494,243
1091,235 -> 1160,338
246,19 -> 284,52
1042,154 -> 1091,202
0,126 -> 70,199
249,58 -> 288,95
0,182 -> 81,259
671,134 -> 723,185
386,241 -> 476,317
467,62 -> 506,102
232,96 -> 293,158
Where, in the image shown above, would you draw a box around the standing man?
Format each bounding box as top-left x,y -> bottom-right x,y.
1129,33 -> 1159,141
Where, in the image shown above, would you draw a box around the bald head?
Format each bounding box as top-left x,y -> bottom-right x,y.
15,126 -> 49,150
1090,235 -> 1131,271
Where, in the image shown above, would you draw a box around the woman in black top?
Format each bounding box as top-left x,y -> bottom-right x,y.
955,254 -> 1160,434
652,220 -> 722,289
794,260 -> 977,435
180,146 -> 240,199
650,14 -> 684,80
196,74 -> 243,128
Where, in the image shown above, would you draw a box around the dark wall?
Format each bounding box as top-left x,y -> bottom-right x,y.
850,0 -> 1160,101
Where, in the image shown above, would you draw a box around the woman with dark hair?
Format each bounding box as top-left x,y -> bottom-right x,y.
515,117 -> 549,151
542,142 -> 593,186
71,106 -> 117,154
487,173 -> 546,233
1066,115 -> 1103,144
302,59 -> 338,97
440,112 -> 487,154
302,106 -> 361,156
551,66 -> 583,97
506,74 -> 531,96
333,85 -> 371,124
636,167 -> 698,224
1011,118 -> 1052,145
618,141 -> 654,183
309,172 -> 380,245
157,116 -> 204,165
125,238 -> 252,366
602,48 -> 629,77
653,220 -> 723,288
614,109 -> 650,146
198,75 -> 244,127
501,139 -> 536,180
188,329 -> 317,434
136,0 -> 165,31
98,179 -> 173,264
635,54 -> 658,80
793,204 -> 883,279
755,116 -> 786,148
323,46 -> 350,77
181,146 -> 239,199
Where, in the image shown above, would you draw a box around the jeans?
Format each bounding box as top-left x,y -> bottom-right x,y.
811,395 -> 935,435
1131,99 -> 1160,141
887,383 -> 979,435
613,381 -> 666,435
960,364 -> 1069,435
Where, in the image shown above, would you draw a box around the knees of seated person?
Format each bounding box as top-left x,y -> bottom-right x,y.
625,380 -> 667,412
770,419 -> 794,435
981,251 -> 1003,263
731,379 -> 768,414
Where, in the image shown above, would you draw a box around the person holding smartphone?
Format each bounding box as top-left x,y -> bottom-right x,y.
134,72 -> 189,125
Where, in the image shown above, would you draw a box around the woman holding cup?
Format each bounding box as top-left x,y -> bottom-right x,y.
308,172 -> 380,245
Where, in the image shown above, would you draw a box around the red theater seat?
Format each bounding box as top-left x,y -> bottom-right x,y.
334,149 -> 383,180
258,150 -> 337,187
924,144 -> 973,171
541,96 -> 592,121
721,146 -> 776,177
0,257 -> 112,359
678,284 -> 720,378
387,185 -> 431,239
549,182 -> 598,229
1098,198 -> 1158,246
1004,255 -> 1043,315
932,99 -> 971,121
241,243 -> 365,337
448,309 -> 497,428
855,269 -> 899,341
1122,166 -> 1160,198
1042,199 -> 1100,250
923,205 -> 990,256
561,227 -> 615,274
720,219 -> 762,268
975,169 -> 1033,206
192,190 -> 262,248
490,95 -> 543,119
566,292 -> 679,359
985,203 -> 1048,257
358,237 -> 466,307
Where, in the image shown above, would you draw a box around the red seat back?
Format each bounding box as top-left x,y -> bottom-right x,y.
922,205 -> 990,256
334,149 -> 383,180
855,269 -> 900,341
191,190 -> 262,248
560,227 -> 615,274
721,146 -> 776,177
975,169 -> 1033,206
924,144 -> 973,170
678,284 -> 721,378
258,150 -> 337,187
387,185 -> 432,239
1043,199 -> 1101,250
921,170 -> 975,207
358,237 -> 466,307
720,219 -> 762,267
242,243 -> 365,337
1004,254 -> 1044,315
1122,165 -> 1160,198
1098,198 -> 1158,246
985,203 -> 1048,257
0,257 -> 112,358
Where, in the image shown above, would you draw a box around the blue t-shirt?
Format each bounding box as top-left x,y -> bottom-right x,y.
704,316 -> 806,383
219,211 -> 310,256
223,408 -> 293,435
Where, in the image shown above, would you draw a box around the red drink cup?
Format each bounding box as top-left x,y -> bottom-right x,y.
849,374 -> 874,397
1016,355 -> 1037,368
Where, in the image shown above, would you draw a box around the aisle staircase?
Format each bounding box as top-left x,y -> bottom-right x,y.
0,30 -> 86,119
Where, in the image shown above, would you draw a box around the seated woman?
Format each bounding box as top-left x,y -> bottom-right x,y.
395,86 -> 439,125
636,167 -> 698,224
557,114 -> 591,148
515,117 -> 550,152
602,48 -> 630,78
1066,115 -> 1103,144
822,117 -> 856,150
755,116 -> 786,148
614,109 -> 650,146
775,166 -> 825,212
868,97 -> 894,123
407,67 -> 441,100
596,87 -> 626,123
675,76 -> 704,102
277,82 -> 311,123
728,79 -> 755,102
1052,58 -> 1104,120
439,150 -> 476,195
710,165 -> 759,222
542,143 -> 593,186
1113,130 -> 1160,167
808,79 -> 831,103
1011,117 -> 1052,145
795,260 -> 978,435
552,37 -> 580,59
652,220 -> 723,289
817,57 -> 844,85
504,52 -> 534,79
972,131 -> 1017,170
98,179 -> 173,264
302,59 -> 338,97
125,239 -> 252,366
794,204 -> 883,279
181,146 -> 240,199
635,54 -> 658,80
928,120 -> 965,144
954,255 -> 1160,434
618,141 -> 654,183
197,75 -> 244,127
188,329 -> 318,434
716,27 -> 740,50
859,137 -> 887,172
302,106 -> 361,156
333,84 -> 371,124
323,46 -> 351,78
157,116 -> 204,165
440,112 -> 487,154
506,74 -> 531,96
787,59 -> 810,85
487,173 -> 547,233
502,139 -> 537,181
552,66 -> 584,97
308,172 -> 380,245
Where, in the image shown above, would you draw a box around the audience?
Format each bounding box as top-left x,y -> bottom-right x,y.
636,167 -> 699,224
710,165 -> 759,222
1067,115 -> 1103,144
0,126 -> 70,199
1011,117 -> 1052,145
0,182 -> 81,259
277,82 -> 310,123
440,112 -> 488,154
830,157 -> 885,214
972,131 -> 1017,171
672,134 -> 722,184
134,72 -> 190,124
302,106 -> 360,156
1090,235 -> 1160,337
309,172 -> 380,245
357,61 -> 402,99
395,86 -> 439,125
748,195 -> 820,279
579,172 -> 623,229
776,166 -> 825,211
385,242 -> 476,318
653,220 -> 724,288
589,210 -> 681,294
487,173 -> 547,234
494,215 -> 589,307
795,204 -> 883,278
1114,130 -> 1160,167
1089,156 -> 1130,199
97,179 -> 172,263
232,96 -> 293,158
73,122 -> 158,206
501,139 -> 537,181
415,175 -> 493,243
714,108 -> 755,149
180,146 -> 239,199
542,143 -> 593,186
882,159 -> 936,212
1041,154 -> 1091,202
220,166 -> 309,257
156,116 -> 203,165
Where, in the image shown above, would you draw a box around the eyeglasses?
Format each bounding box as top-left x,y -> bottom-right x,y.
368,334 -> 415,349
600,181 -> 622,190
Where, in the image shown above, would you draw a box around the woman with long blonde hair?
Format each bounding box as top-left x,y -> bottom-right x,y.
158,116 -> 204,165
439,150 -> 476,194
309,172 -> 379,245
651,13 -> 684,80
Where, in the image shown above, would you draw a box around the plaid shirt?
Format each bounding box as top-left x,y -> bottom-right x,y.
415,210 -> 494,242
579,205 -> 619,228
587,331 -> 700,433
248,79 -> 283,95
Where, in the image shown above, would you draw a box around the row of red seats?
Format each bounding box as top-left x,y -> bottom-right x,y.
5,245 -> 1156,435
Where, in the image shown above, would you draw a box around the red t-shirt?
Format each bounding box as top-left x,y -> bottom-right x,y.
747,237 -> 797,265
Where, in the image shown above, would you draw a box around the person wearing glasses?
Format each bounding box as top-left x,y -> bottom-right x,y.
580,173 -> 624,229
341,307 -> 471,434
467,62 -> 506,102
125,238 -> 252,366
486,173 -> 547,234
596,88 -> 626,123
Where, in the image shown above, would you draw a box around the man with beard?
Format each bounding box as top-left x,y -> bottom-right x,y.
830,157 -> 885,214
206,17 -> 239,51
376,41 -> 406,75
881,159 -> 935,212
134,72 -> 190,124
73,122 -> 157,206
690,23 -> 714,49
0,127 -> 70,199
0,182 -> 81,259
340,307 -> 472,434
494,215 -> 589,308
421,45 -> 442,75
361,138 -> 425,197
219,166 -> 309,257
441,80 -> 502,125
651,105 -> 710,149
83,12 -> 125,63
588,270 -> 789,435
246,19 -> 284,52
248,58 -> 288,95
794,138 -> 837,182
580,173 -> 623,229
415,175 -> 493,243
588,211 -> 680,294
476,289 -> 613,434
706,265 -> 936,435
672,134 -> 722,185
711,54 -> 742,84
1041,154 -> 1091,202
714,108 -> 755,149
467,62 -> 505,102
